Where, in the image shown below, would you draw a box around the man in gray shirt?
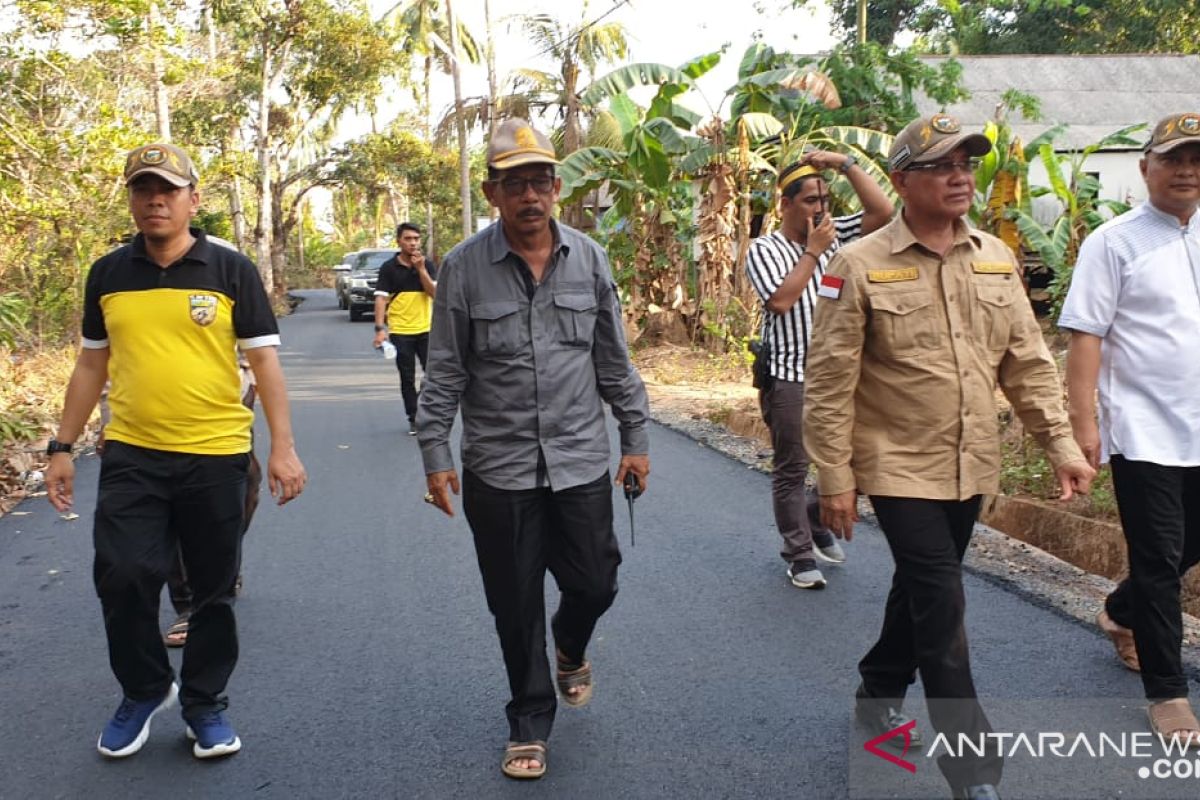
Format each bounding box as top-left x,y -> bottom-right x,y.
416,119 -> 650,780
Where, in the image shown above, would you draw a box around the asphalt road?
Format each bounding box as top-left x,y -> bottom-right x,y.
2,289 -> 1197,800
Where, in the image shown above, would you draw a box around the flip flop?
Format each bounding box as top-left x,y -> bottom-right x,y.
501,740 -> 546,780
163,613 -> 190,648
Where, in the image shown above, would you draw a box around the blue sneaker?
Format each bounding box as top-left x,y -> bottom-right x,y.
185,710 -> 242,759
97,682 -> 178,758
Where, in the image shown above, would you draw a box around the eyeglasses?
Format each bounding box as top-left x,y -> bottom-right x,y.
489,175 -> 556,196
904,158 -> 981,176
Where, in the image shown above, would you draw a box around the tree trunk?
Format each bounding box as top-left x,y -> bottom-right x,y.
255,34 -> 274,291
221,135 -> 248,252
446,0 -> 472,239
483,0 -> 498,222
149,3 -> 171,141
561,58 -> 585,227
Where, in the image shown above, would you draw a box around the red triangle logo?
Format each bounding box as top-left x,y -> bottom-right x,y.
863,719 -> 918,774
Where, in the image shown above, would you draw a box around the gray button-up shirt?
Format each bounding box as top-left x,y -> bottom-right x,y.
416,219 -> 650,491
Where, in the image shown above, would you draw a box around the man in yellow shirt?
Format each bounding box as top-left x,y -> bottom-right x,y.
372,222 -> 437,435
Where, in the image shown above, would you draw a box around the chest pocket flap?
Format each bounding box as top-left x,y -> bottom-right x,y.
869,288 -> 936,357
469,300 -> 522,356
553,291 -> 598,347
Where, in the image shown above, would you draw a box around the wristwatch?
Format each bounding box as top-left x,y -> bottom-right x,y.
374,324 -> 387,333
46,440 -> 73,456
839,155 -> 858,174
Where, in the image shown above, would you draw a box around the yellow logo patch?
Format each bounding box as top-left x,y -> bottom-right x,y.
867,267 -> 919,283
189,294 -> 218,326
972,261 -> 1013,274
514,126 -> 538,149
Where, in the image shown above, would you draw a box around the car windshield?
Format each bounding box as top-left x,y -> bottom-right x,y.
358,251 -> 394,271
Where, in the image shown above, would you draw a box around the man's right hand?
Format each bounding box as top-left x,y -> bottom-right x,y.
806,213 -> 836,256
1071,416 -> 1102,471
426,469 -> 460,517
820,490 -> 859,541
45,454 -> 75,512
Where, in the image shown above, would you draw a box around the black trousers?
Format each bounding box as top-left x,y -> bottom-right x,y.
93,441 -> 247,718
462,470 -> 621,743
168,447 -> 262,616
1105,456 -> 1200,699
390,332 -> 429,422
861,495 -> 1002,792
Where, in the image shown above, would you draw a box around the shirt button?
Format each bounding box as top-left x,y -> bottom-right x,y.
954,332 -> 962,338
962,370 -> 969,377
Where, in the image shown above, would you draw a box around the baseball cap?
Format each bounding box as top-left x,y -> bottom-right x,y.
123,143 -> 199,187
487,119 -> 558,171
1144,112 -> 1200,154
888,114 -> 991,172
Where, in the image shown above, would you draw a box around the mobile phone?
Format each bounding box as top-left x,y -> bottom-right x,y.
812,212 -> 825,226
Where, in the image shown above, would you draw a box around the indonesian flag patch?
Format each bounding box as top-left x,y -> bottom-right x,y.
818,274 -> 844,300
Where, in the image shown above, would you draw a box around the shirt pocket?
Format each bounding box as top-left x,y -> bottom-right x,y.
972,283 -> 1015,351
469,300 -> 524,358
552,291 -> 598,348
869,289 -> 937,358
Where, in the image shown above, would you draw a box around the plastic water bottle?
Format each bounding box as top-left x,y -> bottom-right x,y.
378,340 -> 397,360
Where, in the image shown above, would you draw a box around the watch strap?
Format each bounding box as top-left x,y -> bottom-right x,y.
47,439 -> 73,455
839,155 -> 858,174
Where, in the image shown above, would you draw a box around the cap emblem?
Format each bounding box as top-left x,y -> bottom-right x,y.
931,114 -> 960,134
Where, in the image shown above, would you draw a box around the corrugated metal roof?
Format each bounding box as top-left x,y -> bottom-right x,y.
915,54 -> 1200,150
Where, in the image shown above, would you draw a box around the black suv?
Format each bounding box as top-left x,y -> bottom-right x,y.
346,248 -> 396,321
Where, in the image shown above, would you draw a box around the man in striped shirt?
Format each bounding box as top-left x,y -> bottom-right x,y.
745,150 -> 893,588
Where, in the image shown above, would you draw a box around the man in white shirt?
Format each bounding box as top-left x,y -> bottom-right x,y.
1061,112 -> 1200,747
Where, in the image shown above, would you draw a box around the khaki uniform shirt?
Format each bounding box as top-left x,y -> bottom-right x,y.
804,214 -> 1083,501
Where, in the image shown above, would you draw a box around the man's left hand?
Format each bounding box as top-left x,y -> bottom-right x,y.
1055,459 -> 1096,502
267,446 -> 307,505
615,454 -> 650,493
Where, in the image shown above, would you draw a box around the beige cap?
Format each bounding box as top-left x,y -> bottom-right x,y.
1145,112 -> 1200,154
888,114 -> 991,172
123,143 -> 199,187
487,119 -> 558,171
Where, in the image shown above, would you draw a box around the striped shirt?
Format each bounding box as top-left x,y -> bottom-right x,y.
745,212 -> 863,382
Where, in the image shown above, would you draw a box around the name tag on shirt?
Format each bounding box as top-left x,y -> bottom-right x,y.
866,267 -> 918,283
972,261 -> 1013,274
818,274 -> 844,299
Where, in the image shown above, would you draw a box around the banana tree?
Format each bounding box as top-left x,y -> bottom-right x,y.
1010,124 -> 1142,316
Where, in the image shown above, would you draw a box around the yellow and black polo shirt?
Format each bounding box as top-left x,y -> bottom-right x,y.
82,229 -> 279,455
373,254 -> 437,335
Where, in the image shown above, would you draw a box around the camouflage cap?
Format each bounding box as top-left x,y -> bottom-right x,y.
123,142 -> 199,187
888,114 -> 991,172
487,119 -> 558,171
1145,112 -> 1200,154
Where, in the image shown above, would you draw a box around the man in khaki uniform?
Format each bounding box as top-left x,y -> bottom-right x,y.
803,114 -> 1095,800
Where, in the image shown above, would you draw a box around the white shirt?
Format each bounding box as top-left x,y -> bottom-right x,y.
1059,201 -> 1200,466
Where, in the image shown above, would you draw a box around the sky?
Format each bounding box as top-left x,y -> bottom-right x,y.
347,0 -> 839,142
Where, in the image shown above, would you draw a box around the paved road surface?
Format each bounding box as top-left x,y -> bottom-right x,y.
2,290 -> 1195,799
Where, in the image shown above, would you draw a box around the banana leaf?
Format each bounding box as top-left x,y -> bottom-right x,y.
579,63 -> 691,108
1013,209 -> 1066,272
679,50 -> 722,81
1038,144 -> 1070,206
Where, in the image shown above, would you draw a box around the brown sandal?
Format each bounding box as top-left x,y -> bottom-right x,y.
1148,699 -> 1200,750
501,740 -> 547,779
1097,610 -> 1140,672
163,613 -> 190,648
556,656 -> 593,708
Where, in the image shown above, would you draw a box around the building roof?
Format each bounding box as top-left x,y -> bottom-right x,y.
915,54 -> 1200,151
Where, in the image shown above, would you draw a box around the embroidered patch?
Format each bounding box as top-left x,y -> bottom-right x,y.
931,113 -> 960,134
189,294 -> 218,326
866,267 -> 918,283
817,274 -> 844,299
972,261 -> 1013,274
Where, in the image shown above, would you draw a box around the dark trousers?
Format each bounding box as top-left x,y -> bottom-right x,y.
861,495 -> 1002,792
759,379 -> 821,563
93,441 -> 247,717
1105,456 -> 1200,699
168,448 -> 262,616
391,332 -> 429,421
462,470 -> 621,743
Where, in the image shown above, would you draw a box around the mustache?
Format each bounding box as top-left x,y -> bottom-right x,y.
518,208 -> 544,218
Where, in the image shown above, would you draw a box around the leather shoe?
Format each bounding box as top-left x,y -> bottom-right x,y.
959,784 -> 1000,799
855,683 -> 922,748
1097,609 -> 1140,672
